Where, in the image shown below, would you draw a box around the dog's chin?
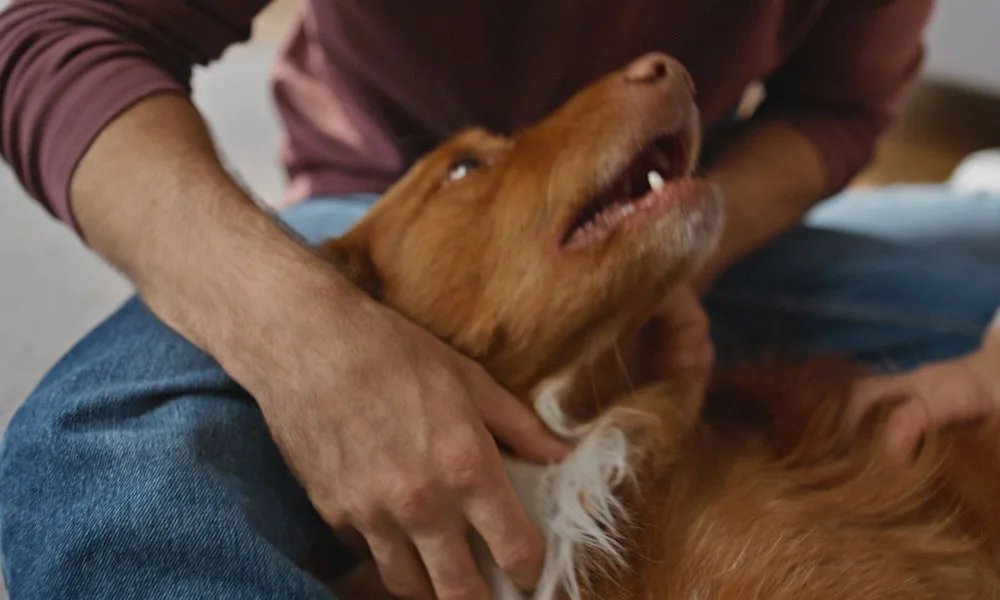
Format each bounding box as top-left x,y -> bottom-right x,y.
615,178 -> 725,277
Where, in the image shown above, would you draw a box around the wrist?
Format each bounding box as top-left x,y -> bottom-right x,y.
196,204 -> 369,369
123,187 -> 366,372
66,93 -> 377,402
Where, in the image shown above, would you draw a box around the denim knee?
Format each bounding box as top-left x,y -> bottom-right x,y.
707,227 -> 1000,369
0,299 -> 348,599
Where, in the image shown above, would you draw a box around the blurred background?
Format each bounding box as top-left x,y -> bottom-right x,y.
1,0 -> 999,507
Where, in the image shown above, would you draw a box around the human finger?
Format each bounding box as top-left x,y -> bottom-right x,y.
463,469 -> 546,591
411,524 -> 490,600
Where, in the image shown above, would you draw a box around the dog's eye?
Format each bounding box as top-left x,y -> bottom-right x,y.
447,156 -> 483,182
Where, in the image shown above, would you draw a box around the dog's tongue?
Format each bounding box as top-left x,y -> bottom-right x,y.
564,178 -> 704,250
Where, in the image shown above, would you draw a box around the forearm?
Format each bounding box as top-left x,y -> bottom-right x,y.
695,119 -> 828,292
71,93 -> 365,365
0,0 -> 267,226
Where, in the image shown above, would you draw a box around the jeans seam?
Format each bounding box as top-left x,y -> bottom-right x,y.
707,291 -> 986,338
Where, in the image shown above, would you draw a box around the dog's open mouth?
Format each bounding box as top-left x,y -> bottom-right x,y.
562,134 -> 694,250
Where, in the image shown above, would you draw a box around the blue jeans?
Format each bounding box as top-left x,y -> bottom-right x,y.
2,188 -> 999,598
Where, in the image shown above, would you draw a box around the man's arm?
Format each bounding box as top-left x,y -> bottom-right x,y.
0,0 -> 267,229
693,0 -> 934,290
696,121 -> 827,290
1,3 -> 563,598
69,93 -> 345,359
74,93 -> 560,600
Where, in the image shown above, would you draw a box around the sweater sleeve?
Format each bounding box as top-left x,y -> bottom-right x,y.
757,0 -> 934,192
0,0 -> 269,232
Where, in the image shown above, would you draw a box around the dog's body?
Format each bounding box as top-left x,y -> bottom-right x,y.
320,53 -> 1000,599
504,364 -> 1000,600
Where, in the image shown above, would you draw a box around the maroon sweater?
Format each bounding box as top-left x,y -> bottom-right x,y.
0,0 -> 932,233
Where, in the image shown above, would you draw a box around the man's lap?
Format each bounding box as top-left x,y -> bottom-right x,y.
706,186 -> 999,368
0,298 -> 351,599
2,186 -> 998,597
806,184 -> 1000,264
707,225 -> 998,368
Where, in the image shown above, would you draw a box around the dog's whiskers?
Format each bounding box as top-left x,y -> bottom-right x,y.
613,342 -> 636,395
587,362 -> 603,415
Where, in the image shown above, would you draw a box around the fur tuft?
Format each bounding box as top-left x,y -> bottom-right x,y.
483,376 -> 642,600
533,413 -> 638,600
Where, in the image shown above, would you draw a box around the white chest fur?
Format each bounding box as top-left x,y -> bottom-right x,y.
474,373 -> 637,600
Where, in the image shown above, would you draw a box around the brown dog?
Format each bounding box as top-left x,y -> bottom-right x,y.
320,53 -> 1000,599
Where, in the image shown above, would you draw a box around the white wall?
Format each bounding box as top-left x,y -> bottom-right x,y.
924,1 -> 1000,96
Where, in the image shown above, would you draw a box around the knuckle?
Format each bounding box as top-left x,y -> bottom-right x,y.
344,495 -> 382,527
494,534 -> 545,575
425,360 -> 463,392
389,478 -> 438,525
434,431 -> 488,489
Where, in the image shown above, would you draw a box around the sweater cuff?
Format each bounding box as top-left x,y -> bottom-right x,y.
44,59 -> 187,236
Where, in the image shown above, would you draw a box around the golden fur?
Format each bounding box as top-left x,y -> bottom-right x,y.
317,53 -> 1000,599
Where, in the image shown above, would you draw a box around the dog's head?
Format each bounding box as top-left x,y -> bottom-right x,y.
322,52 -> 722,395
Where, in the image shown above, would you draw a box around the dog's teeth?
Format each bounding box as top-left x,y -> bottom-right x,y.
647,170 -> 665,191
620,203 -> 636,216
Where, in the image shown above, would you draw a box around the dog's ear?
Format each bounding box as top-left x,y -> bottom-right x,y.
319,234 -> 382,300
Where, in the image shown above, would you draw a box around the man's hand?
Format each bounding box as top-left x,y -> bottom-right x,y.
70,94 -> 567,600
655,285 -> 714,373
245,291 -> 567,600
635,285 -> 715,410
845,324 -> 1000,464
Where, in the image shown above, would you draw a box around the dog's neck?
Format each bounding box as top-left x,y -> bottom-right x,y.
508,318 -> 659,435
506,306 -> 711,443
